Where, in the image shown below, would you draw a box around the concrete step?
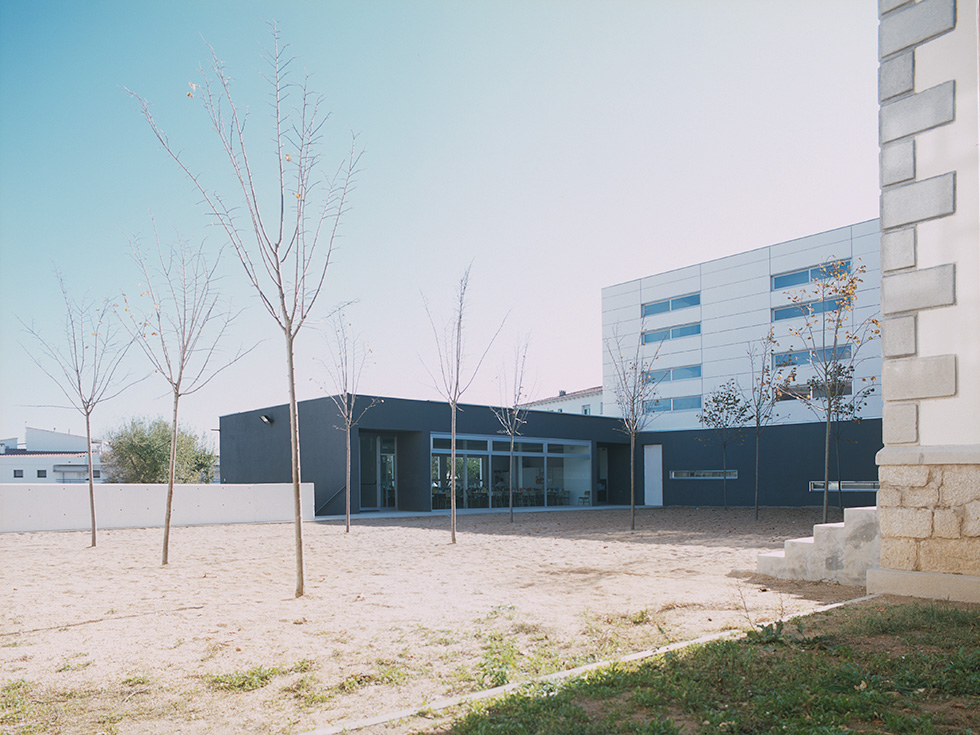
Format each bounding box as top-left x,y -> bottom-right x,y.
756,549 -> 785,578
756,506 -> 880,587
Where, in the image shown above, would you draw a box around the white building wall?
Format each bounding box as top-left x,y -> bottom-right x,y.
524,389 -> 603,415
601,220 -> 883,430
0,453 -> 100,483
24,427 -> 89,452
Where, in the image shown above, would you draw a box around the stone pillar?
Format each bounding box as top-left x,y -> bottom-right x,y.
869,0 -> 980,603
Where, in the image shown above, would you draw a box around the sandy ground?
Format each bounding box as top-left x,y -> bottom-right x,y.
0,507 -> 864,734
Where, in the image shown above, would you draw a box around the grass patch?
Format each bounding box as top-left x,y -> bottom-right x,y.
203,660 -> 316,692
55,653 -> 91,673
1,680 -> 38,729
204,665 -> 283,692
440,601 -> 980,734
478,632 -> 520,688
283,674 -> 332,707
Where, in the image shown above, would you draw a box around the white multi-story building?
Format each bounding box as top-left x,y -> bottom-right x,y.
0,427 -> 103,483
601,219 -> 882,431
523,386 -> 603,416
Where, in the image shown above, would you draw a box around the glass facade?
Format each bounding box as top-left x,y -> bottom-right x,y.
430,434 -> 591,510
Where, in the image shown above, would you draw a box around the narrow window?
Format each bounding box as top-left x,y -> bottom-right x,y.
671,365 -> 702,380
670,293 -> 700,310
643,328 -> 670,345
670,323 -> 701,339
671,395 -> 702,411
644,368 -> 671,384
641,300 -> 670,317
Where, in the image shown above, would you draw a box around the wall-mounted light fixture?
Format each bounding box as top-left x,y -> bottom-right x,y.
260,415 -> 274,426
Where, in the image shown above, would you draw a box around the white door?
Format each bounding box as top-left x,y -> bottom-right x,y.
643,444 -> 663,507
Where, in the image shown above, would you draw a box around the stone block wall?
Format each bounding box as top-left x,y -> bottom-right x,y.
878,465 -> 980,576
870,0 -> 980,603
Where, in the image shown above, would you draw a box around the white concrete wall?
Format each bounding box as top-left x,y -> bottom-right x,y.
601,220 -> 883,430
0,482 -> 315,533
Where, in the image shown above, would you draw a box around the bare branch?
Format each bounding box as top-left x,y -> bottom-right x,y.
604,327 -> 664,530
422,265 -> 506,542
20,272 -> 138,547
130,23 -> 359,595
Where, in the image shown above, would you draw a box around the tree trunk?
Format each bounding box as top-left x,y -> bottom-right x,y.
508,434 -> 515,523
753,427 -> 760,521
629,432 -> 636,532
822,408 -> 831,523
450,401 -> 457,544
345,394 -> 352,534
85,411 -> 97,548
285,332 -> 305,597
162,392 -> 180,565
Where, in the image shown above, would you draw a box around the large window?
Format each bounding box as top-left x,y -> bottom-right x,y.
776,382 -> 853,402
642,322 -> 701,345
645,395 -> 702,413
644,364 -> 701,384
430,434 -> 591,510
771,297 -> 843,322
641,292 -> 700,318
772,345 -> 852,369
771,260 -> 850,291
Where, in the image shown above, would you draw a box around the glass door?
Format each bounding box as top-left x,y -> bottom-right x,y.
360,434 -> 378,509
380,436 -> 396,508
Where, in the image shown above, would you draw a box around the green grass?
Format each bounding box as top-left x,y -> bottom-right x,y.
283,674 -> 332,707
203,660 -> 315,692
438,602 -> 980,735
1,679 -> 52,734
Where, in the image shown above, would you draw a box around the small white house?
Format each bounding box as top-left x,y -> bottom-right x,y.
523,386 -> 603,416
0,427 -> 102,484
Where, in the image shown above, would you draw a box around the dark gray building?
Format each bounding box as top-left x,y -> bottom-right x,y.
220,395 -> 881,516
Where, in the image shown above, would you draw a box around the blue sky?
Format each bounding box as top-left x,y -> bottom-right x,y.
0,0 -> 880,445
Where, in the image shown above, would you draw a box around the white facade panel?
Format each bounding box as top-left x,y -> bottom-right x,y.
601,220 -> 883,430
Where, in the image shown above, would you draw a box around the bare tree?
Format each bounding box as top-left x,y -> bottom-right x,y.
491,337 -> 530,523
698,379 -> 750,510
22,274 -> 135,547
423,265 -> 505,543
604,330 -> 663,531
130,25 -> 359,596
119,227 -> 246,565
321,310 -> 378,533
743,328 -> 785,520
781,259 -> 880,523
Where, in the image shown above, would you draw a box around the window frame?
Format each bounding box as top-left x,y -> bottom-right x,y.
643,364 -> 702,384
670,470 -> 737,480
644,394 -> 703,413
771,259 -> 851,291
640,292 -> 701,318
771,297 -> 844,322
772,345 -> 853,369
